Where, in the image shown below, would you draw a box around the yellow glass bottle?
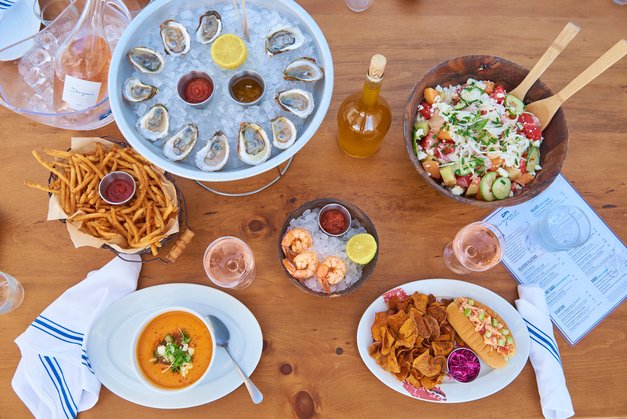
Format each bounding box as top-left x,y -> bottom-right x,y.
337,54 -> 392,157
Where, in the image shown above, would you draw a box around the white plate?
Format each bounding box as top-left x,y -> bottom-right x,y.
108,0 -> 334,181
0,0 -> 41,61
86,283 -> 263,409
356,279 -> 530,403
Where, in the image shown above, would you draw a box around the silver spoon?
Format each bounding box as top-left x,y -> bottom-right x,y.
207,315 -> 263,404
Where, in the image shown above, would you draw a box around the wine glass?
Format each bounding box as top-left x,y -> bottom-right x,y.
203,237 -> 256,289
1,272 -> 24,314
345,0 -> 374,12
443,222 -> 505,275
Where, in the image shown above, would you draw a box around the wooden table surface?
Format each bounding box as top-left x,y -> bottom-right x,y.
1,0 -> 626,417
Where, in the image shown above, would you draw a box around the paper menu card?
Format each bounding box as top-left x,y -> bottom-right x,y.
484,174 -> 626,345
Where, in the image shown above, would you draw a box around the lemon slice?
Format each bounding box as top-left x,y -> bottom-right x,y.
211,34 -> 247,70
346,234 -> 377,265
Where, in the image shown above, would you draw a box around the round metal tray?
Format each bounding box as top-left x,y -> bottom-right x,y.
108,0 -> 334,181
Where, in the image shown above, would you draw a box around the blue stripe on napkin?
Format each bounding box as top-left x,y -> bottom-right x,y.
40,316 -> 84,336
38,355 -> 74,419
524,319 -> 561,361
52,358 -> 78,412
32,318 -> 83,342
30,324 -> 82,347
43,356 -> 77,418
529,334 -> 562,365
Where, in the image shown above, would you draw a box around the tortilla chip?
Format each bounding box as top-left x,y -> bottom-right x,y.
420,376 -> 439,389
435,333 -> 452,342
424,315 -> 440,341
387,295 -> 409,311
406,369 -> 422,388
410,292 -> 429,314
381,329 -> 395,356
396,316 -> 417,346
432,341 -> 455,356
427,304 -> 447,324
371,312 -> 388,342
378,353 -> 400,374
387,310 -> 408,335
412,350 -> 442,377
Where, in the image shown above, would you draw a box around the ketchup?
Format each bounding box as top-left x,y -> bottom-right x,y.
184,78 -> 213,103
105,179 -> 134,203
320,209 -> 348,235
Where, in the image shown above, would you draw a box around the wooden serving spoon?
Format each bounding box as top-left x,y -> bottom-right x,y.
526,39 -> 627,130
509,22 -> 581,101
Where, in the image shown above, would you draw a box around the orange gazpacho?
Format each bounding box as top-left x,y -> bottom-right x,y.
136,310 -> 213,389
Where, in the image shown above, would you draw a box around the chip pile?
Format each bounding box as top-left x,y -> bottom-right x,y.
368,292 -> 464,389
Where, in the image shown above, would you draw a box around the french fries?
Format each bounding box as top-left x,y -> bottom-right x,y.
26,143 -> 178,255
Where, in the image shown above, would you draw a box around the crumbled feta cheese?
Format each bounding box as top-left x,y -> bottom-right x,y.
535,165 -> 542,171
451,186 -> 464,196
157,345 -> 166,356
497,167 -> 509,178
417,151 -> 427,160
188,347 -> 195,355
182,343 -> 188,351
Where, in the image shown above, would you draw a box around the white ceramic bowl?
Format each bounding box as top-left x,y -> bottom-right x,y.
108,0 -> 334,181
131,306 -> 216,393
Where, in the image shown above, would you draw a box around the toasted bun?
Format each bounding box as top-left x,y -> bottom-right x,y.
446,300 -> 515,369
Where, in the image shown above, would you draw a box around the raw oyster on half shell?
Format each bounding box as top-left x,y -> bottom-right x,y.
265,25 -> 304,56
271,116 -> 297,149
275,89 -> 315,118
195,130 -> 229,171
163,124 -> 199,161
196,11 -> 222,44
160,20 -> 191,56
238,122 -> 271,165
137,104 -> 169,141
283,57 -> 324,82
123,78 -> 158,102
127,47 -> 165,74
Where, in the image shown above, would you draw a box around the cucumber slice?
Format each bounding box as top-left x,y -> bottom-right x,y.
505,94 -> 525,115
479,172 -> 497,202
526,146 -> 540,172
414,119 -> 430,134
491,177 -> 512,200
461,87 -> 482,102
453,101 -> 467,110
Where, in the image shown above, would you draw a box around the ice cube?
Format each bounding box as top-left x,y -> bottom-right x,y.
23,67 -> 46,89
38,32 -> 59,51
180,10 -> 194,20
28,48 -> 51,67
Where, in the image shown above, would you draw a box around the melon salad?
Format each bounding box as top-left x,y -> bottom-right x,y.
412,78 -> 543,201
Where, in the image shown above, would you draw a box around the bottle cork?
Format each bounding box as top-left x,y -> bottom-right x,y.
368,54 -> 387,80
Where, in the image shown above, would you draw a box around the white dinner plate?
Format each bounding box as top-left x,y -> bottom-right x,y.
356,279 -> 530,403
86,283 -> 263,409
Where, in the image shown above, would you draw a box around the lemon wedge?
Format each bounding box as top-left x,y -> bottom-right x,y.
211,34 -> 247,70
346,234 -> 378,265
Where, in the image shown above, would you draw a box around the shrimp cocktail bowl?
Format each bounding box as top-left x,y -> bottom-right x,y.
403,55 -> 569,208
278,199 -> 379,298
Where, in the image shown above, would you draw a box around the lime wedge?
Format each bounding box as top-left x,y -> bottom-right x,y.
346,233 -> 377,265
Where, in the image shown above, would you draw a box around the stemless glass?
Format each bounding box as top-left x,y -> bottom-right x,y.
443,222 -> 505,275
535,205 -> 591,251
203,236 -> 256,289
1,272 -> 24,314
345,0 -> 374,12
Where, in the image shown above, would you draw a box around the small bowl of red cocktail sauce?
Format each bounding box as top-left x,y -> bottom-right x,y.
318,203 -> 352,237
177,71 -> 215,108
98,171 -> 136,205
447,347 -> 481,383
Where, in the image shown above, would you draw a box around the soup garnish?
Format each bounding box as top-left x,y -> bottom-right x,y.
150,329 -> 195,377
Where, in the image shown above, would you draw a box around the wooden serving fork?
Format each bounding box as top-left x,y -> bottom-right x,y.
509,22 -> 581,101
526,39 -> 627,130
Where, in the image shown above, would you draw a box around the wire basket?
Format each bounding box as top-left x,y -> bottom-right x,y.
48,138 -> 193,263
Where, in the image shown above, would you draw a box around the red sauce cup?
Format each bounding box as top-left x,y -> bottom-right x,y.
177,71 -> 215,108
98,171 -> 136,205
318,203 -> 352,237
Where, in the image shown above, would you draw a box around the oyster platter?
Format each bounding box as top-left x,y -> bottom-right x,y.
109,0 -> 333,181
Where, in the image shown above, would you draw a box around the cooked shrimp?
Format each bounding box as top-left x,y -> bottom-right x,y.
281,227 -> 313,259
283,251 -> 318,280
316,256 -> 347,294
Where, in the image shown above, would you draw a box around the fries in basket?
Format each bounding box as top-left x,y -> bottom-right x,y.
26,139 -> 179,256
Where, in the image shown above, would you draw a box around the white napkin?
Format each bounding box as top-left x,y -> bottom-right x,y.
515,285 -> 574,419
12,255 -> 142,419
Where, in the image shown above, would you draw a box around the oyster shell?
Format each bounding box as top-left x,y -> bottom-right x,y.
271,116 -> 297,149
128,47 -> 165,74
238,122 -> 271,165
196,11 -> 222,44
195,130 -> 229,171
163,124 -> 199,161
123,78 -> 158,102
265,25 -> 304,56
283,57 -> 324,82
160,20 -> 191,56
137,104 -> 169,141
275,89 -> 315,119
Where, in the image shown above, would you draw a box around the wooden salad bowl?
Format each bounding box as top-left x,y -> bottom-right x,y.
403,55 -> 569,208
277,198 -> 379,298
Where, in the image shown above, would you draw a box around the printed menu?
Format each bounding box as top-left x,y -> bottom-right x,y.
484,174 -> 626,345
